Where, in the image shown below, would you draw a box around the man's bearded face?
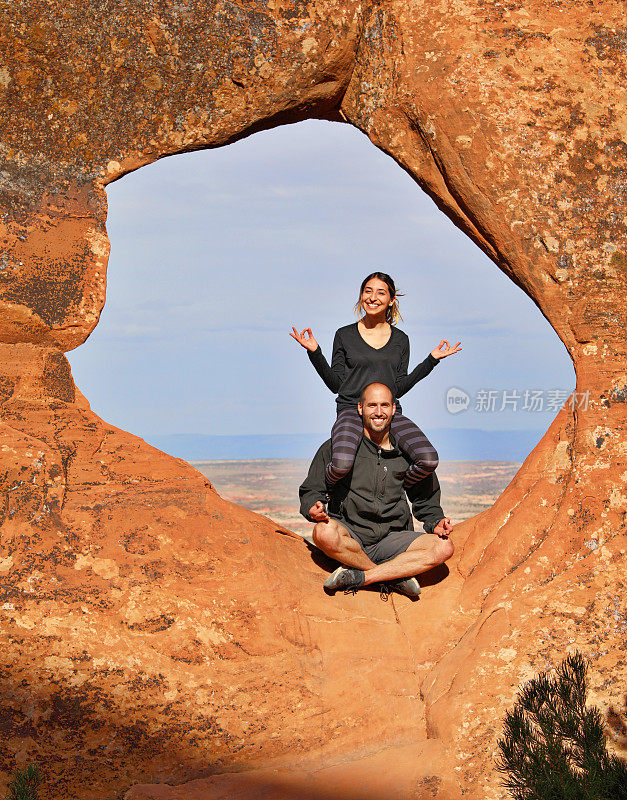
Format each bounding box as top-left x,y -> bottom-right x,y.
359,385 -> 395,433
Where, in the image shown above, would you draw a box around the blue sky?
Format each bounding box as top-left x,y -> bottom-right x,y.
67,119 -> 574,442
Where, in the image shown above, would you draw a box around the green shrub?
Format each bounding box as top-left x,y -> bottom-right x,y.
496,651 -> 627,800
5,764 -> 41,800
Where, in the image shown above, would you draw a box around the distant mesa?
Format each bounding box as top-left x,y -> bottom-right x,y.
146,429 -> 546,462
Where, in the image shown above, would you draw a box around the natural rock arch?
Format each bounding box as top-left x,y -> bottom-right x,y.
0,1 -> 624,798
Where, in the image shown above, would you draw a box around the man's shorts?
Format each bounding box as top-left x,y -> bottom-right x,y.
330,516 -> 425,564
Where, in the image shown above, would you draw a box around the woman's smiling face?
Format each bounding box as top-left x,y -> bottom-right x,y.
361,277 -> 393,317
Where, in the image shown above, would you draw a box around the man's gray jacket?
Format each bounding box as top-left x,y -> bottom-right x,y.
299,434 -> 445,547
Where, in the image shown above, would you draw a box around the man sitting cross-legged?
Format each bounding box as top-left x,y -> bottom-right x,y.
299,382 -> 454,599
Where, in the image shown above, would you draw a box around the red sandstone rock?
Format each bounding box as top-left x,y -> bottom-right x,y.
0,1 -> 625,798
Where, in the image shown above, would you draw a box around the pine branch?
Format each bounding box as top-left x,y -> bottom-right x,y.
496,651 -> 627,800
6,764 -> 41,800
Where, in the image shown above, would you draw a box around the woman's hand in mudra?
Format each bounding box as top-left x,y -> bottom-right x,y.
431,339 -> 462,360
290,327 -> 319,352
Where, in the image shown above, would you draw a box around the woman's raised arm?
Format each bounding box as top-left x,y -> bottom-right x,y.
289,327 -> 319,352
395,336 -> 440,398
395,337 -> 462,398
290,326 -> 345,394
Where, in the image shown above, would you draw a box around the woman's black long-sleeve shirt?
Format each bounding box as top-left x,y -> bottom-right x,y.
308,322 -> 440,412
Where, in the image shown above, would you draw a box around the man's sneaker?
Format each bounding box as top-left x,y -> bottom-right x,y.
389,576 -> 422,599
379,583 -> 393,602
323,566 -> 366,593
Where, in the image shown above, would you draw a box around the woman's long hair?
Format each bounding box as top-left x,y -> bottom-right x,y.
354,272 -> 404,325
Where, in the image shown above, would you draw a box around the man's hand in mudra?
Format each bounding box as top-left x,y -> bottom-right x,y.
309,501 -> 329,523
433,517 -> 453,538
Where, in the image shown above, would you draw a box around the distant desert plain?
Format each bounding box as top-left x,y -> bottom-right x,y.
192,459 -> 521,535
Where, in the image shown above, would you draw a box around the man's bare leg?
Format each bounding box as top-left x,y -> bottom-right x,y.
312,519 -> 377,571
362,535 -> 454,585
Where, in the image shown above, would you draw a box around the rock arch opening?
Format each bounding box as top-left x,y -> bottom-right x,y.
67,118 -> 574,528
1,1 -> 624,797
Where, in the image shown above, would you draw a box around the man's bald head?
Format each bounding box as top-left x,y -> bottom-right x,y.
358,383 -> 396,438
359,382 -> 394,406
